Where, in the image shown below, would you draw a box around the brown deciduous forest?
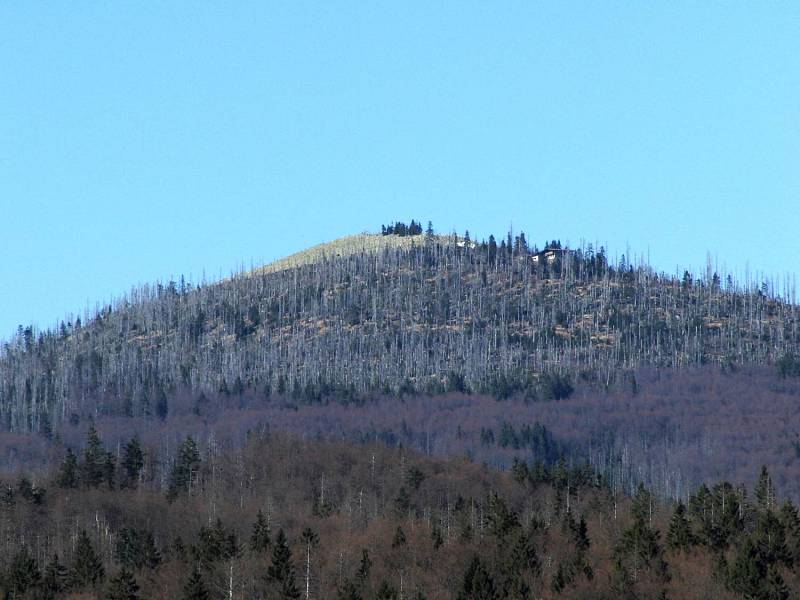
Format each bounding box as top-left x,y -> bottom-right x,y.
1,429 -> 800,599
1,224 -> 800,598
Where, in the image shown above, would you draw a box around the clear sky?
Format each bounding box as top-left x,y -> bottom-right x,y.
1,3 -> 798,340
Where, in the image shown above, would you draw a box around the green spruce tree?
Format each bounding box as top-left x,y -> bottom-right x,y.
458,556 -> 498,600
356,548 -> 371,584
375,580 -> 399,600
727,538 -> 766,598
614,486 -> 669,584
778,500 -> 800,563
121,436 -> 144,489
57,448 -> 79,489
41,553 -> 69,599
167,436 -> 201,502
70,529 -> 105,589
105,568 -> 141,600
765,564 -> 790,600
666,502 -> 696,552
81,424 -> 107,488
250,510 -> 271,553
336,578 -> 364,600
195,519 -> 238,567
103,451 -> 116,489
392,526 -> 407,548
7,546 -> 41,596
115,528 -> 141,570
182,565 -> 210,600
266,528 -> 300,599
139,530 -> 162,570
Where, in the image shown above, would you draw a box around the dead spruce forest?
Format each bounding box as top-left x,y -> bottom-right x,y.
2,223 -> 800,599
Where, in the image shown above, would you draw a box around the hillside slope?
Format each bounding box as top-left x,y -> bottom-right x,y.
254,232 -> 433,274
1,230 -> 798,435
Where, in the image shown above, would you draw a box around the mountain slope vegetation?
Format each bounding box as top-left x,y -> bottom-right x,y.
1,226 -> 798,436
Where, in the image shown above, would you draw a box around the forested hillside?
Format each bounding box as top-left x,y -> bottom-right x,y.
2,429 -> 799,600
1,226 -> 798,435
2,225 -> 800,598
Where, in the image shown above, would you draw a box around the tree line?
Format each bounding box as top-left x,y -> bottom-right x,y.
380,220 -> 425,237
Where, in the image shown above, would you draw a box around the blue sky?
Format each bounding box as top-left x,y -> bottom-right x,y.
1,2 -> 798,340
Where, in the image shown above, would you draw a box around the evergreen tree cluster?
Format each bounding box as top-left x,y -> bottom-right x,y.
381,220 -> 424,236
56,427 -> 146,492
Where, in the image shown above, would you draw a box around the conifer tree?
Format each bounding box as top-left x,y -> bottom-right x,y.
139,530 -> 162,570
503,574 -> 531,600
728,538 -> 765,599
614,488 -> 669,584
121,436 -> 144,489
458,556 -> 498,600
406,466 -> 425,490
511,458 -> 529,485
155,386 -> 169,420
391,526 -> 407,548
7,546 -> 40,596
114,527 -> 161,571
266,528 -> 300,599
105,568 -> 141,600
70,529 -> 105,589
17,476 -> 34,501
630,483 -> 653,524
431,522 -> 444,550
182,565 -> 210,600
503,534 -> 535,600
103,451 -> 116,489
336,578 -> 363,600
41,553 -> 68,598
486,492 -> 519,539
250,509 -> 271,553
513,531 -> 541,577
550,562 -> 567,594
394,486 -> 411,517
167,436 -> 201,502
778,501 -> 800,563
608,561 -> 636,599
689,484 -> 712,522
356,548 -> 371,583
765,564 -> 790,600
81,424 -> 107,488
754,511 -> 792,568
195,519 -> 237,566
666,502 -> 695,552
57,448 -> 78,489
571,515 -> 591,554
374,580 -> 399,600
115,528 -> 141,570
172,537 -> 188,562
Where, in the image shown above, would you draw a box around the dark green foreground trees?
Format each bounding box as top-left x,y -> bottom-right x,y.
4,427 -> 800,599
